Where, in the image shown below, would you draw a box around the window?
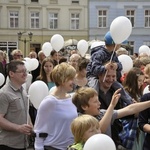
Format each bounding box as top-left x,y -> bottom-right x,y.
127,41 -> 134,55
126,10 -> 135,27
145,10 -> 150,28
49,13 -> 58,29
70,13 -> 79,30
98,10 -> 107,28
9,11 -> 19,28
72,0 -> 79,4
143,41 -> 150,47
31,0 -> 38,2
30,12 -> 39,29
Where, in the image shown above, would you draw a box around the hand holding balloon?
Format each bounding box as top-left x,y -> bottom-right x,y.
105,62 -> 118,71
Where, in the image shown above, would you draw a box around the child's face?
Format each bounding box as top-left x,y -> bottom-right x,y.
82,126 -> 101,142
83,95 -> 101,116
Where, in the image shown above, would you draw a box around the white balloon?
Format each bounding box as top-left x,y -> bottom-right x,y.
0,73 -> 5,86
139,45 -> 150,56
83,134 -> 116,150
118,54 -> 133,74
51,34 -> 64,52
24,57 -> 31,62
77,40 -> 88,57
23,60 -> 32,72
42,42 -> 52,57
30,58 -> 39,71
110,16 -> 132,44
143,85 -> 150,95
28,81 -> 49,109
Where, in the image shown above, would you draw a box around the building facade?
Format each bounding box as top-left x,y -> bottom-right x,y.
89,0 -> 150,54
0,0 -> 88,57
0,0 -> 150,57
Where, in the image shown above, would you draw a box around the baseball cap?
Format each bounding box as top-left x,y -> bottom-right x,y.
104,31 -> 128,45
104,31 -> 115,45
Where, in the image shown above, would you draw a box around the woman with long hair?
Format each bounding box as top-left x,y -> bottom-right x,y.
37,57 -> 55,90
123,67 -> 145,150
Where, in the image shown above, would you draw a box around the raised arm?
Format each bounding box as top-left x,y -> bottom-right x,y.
99,88 -> 121,133
117,99 -> 150,119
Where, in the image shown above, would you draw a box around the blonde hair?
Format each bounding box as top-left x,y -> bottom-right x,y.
140,56 -> 150,66
0,50 -> 4,56
72,87 -> 98,113
70,53 -> 81,62
144,64 -> 150,77
116,47 -> 128,56
50,62 -> 76,86
71,114 -> 99,143
11,49 -> 22,56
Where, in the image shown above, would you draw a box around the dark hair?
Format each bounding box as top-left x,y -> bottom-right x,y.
134,53 -> 138,57
123,67 -> 144,101
59,57 -> 67,64
6,60 -> 24,76
38,57 -> 55,84
50,50 -> 57,56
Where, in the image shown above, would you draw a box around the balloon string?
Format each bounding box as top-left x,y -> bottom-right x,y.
27,95 -> 30,124
103,44 -> 118,82
57,52 -> 59,64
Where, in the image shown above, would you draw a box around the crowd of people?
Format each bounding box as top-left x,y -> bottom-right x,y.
0,31 -> 150,150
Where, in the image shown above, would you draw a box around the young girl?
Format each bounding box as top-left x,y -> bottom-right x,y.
37,57 -> 55,90
123,67 -> 145,150
123,67 -> 144,102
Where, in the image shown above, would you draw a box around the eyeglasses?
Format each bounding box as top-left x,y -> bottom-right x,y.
15,69 -> 27,74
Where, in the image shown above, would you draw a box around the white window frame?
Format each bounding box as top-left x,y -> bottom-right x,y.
9,11 -> 19,28
30,12 -> 40,29
49,12 -> 58,29
126,10 -> 135,27
70,13 -> 79,30
145,10 -> 150,28
98,10 -> 107,28
128,41 -> 134,55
